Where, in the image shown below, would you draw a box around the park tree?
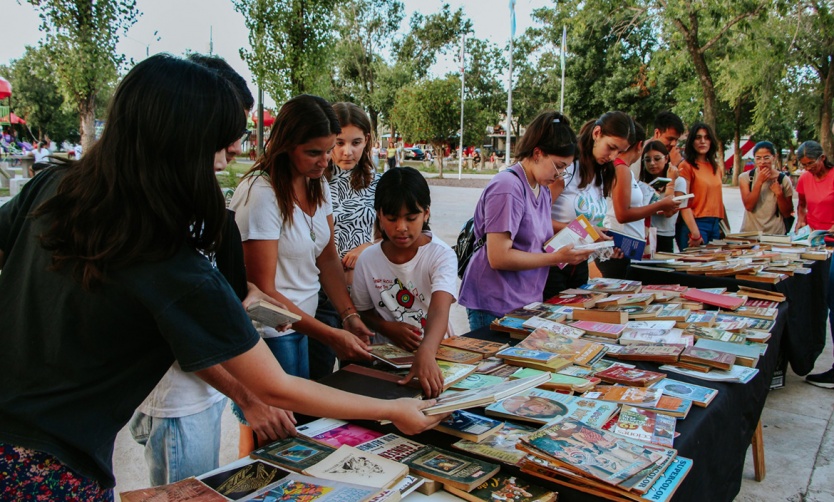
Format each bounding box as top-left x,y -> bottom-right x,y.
391,75 -> 483,178
0,45 -> 79,144
234,0 -> 337,102
330,0 -> 404,132
26,0 -> 138,151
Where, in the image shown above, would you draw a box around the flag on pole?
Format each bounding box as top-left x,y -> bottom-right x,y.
510,0 -> 516,39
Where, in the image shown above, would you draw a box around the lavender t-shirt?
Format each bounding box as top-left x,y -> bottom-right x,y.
459,163 -> 553,317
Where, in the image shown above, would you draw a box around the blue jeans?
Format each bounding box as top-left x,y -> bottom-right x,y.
128,398 -> 226,486
676,216 -> 721,250
231,333 -> 309,424
310,289 -> 339,380
467,308 -> 499,331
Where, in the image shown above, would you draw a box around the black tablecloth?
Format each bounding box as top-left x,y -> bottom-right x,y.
626,258 -> 829,375
328,303 -> 786,502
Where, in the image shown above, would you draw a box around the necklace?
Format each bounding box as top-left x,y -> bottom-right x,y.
295,195 -> 316,242
519,162 -> 538,191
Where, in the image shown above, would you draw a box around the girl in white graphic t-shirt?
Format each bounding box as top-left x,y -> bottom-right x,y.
351,167 -> 458,399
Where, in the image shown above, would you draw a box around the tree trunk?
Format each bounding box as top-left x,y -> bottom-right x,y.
732,103 -> 742,187
820,56 -> 833,159
79,94 -> 96,153
368,107 -> 379,139
433,141 -> 444,179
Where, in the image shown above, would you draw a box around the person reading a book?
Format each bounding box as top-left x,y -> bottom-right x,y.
458,111 -> 595,330
599,121 -> 680,278
674,122 -> 725,249
351,167 -> 457,398
639,140 -> 693,253
0,55 -> 445,500
544,111 -> 633,298
738,141 -> 794,235
795,140 -> 834,388
310,102 -> 381,380
230,94 -> 377,453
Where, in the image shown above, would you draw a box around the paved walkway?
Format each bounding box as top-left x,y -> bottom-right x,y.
3,179 -> 833,501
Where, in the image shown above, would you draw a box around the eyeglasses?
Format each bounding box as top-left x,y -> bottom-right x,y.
643,155 -> 666,164
549,159 -> 571,179
754,155 -> 773,163
800,157 -> 821,169
240,130 -> 252,143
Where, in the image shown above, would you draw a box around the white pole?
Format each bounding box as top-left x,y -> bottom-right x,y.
560,27 -> 566,114
458,33 -> 465,180
505,24 -> 513,168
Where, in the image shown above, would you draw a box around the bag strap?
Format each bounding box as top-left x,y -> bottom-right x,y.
473,167 -> 522,252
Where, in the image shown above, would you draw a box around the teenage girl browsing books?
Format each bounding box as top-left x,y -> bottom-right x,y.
639,140 -> 693,253
351,167 -> 458,398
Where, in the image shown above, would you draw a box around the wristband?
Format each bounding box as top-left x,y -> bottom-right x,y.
690,234 -> 702,241
342,312 -> 360,324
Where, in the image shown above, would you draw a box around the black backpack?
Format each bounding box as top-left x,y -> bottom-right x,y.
748,170 -> 794,234
455,168 -> 520,279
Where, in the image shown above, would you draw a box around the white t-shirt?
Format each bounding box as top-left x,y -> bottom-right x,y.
651,177 -> 688,236
604,169 -> 646,239
136,361 -> 225,418
551,161 -> 607,227
231,175 -> 333,338
33,147 -> 50,162
351,233 -> 458,345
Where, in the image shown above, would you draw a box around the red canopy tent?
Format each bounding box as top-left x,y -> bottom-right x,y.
0,77 -> 11,100
0,113 -> 26,125
252,109 -> 275,127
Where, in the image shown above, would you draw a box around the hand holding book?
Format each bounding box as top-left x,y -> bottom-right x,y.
398,350 -> 445,398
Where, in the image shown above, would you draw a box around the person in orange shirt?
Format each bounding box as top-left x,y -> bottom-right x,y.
675,122 -> 724,249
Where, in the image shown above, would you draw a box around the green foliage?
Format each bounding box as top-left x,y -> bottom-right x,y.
234,0 -> 337,102
27,0 -> 138,149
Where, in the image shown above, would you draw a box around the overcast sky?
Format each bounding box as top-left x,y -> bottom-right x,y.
2,0 -> 552,108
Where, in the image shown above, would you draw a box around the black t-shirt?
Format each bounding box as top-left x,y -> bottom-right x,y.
0,169 -> 260,487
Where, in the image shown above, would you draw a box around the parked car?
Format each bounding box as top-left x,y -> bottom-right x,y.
403,147 -> 426,161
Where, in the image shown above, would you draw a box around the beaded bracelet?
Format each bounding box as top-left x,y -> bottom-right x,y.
342,312 -> 360,324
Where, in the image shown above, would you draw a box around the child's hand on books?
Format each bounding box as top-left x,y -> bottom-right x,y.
343,314 -> 373,344
389,398 -> 449,435
331,328 -> 373,361
384,321 -> 423,352
399,352 -> 444,398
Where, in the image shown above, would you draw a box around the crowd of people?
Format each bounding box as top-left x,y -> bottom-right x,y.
1,50 -> 833,501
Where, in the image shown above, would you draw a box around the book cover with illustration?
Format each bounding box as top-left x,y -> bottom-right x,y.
120,478 -> 227,502
444,473 -> 558,502
441,337 -> 508,356
251,437 -> 336,473
595,366 -> 666,386
611,405 -> 676,448
448,373 -> 507,391
241,472 -> 380,502
515,329 -> 607,367
368,343 -> 415,369
302,445 -> 408,489
651,378 -> 718,407
399,445 -> 500,491
356,433 -> 426,463
297,418 -> 384,448
435,345 -> 483,364
452,422 -> 538,466
583,386 -> 663,408
679,346 -> 736,371
434,410 -> 504,442
485,388 -> 617,428
202,461 -> 289,500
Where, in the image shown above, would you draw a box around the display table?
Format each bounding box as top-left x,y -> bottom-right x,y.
626,258 -> 830,376
326,302 -> 786,502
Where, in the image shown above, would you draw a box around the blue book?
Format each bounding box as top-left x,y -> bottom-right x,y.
642,456 -> 693,501
609,229 -> 646,261
434,410 -> 504,441
496,346 -> 558,362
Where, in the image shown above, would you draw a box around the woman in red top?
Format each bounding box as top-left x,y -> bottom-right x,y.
675,122 -> 724,249
796,140 -> 834,388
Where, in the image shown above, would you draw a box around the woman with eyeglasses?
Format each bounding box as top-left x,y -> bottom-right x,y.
738,141 -> 794,234
675,122 -> 725,249
794,141 -> 834,388
543,111 -> 634,298
458,111 -> 594,330
639,140 -> 693,253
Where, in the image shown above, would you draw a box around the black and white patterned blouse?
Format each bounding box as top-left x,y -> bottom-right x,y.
328,168 -> 379,257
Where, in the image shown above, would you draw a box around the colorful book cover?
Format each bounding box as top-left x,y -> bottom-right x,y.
485,388 -> 617,428
120,478 -> 227,502
436,360 -> 478,389
301,445 -> 407,489
516,330 -> 607,366
580,278 -> 643,293
651,378 -> 718,407
424,372 -> 552,415
445,473 -> 558,502
682,311 -> 717,326
521,418 -> 657,486
356,433 -> 426,462
452,422 -> 537,466
640,395 -> 693,418
244,472 -> 379,502
613,345 -> 685,361
202,461 -> 289,500
569,320 -> 626,337
684,326 -> 745,343
399,445 -> 501,492
681,289 -> 745,310
594,366 -> 666,386
496,346 -> 559,362
297,419 -> 384,448
441,337 -> 508,356
448,373 -> 507,391
522,317 -> 585,338
680,346 -> 736,370
435,345 -> 483,364
251,437 -> 336,473
642,456 -> 693,502
611,405 -> 676,448
368,343 -> 415,368
583,386 -> 663,408
510,367 -> 595,392
608,229 -> 647,260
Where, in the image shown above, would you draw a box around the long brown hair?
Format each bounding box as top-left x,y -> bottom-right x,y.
683,122 -> 721,174
328,102 -> 375,191
34,54 -> 243,289
577,111 -> 635,197
245,95 -> 341,226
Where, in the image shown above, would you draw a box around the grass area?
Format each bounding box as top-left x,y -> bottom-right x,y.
216,161 -> 252,189
0,188 -> 9,197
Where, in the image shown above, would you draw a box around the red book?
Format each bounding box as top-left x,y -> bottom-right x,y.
594,366 -> 666,386
681,289 -> 745,310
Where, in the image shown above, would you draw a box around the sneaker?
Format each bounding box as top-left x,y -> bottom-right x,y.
806,368 -> 834,389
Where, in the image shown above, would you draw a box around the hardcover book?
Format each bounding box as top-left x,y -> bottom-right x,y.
681,289 -> 745,310
452,422 -> 537,466
441,337 -> 508,356
399,445 -> 501,492
595,366 -> 666,386
201,461 -> 290,500
650,378 -> 718,407
317,364 -> 422,401
611,405 -> 676,448
679,346 -> 736,371
484,388 -> 617,428
251,437 -> 336,473
434,410 -> 504,442
435,345 -> 483,364
302,445 -> 408,489
297,418 -> 384,448
368,344 -> 415,369
120,478 -> 226,502
246,300 -> 302,328
444,474 -> 558,502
